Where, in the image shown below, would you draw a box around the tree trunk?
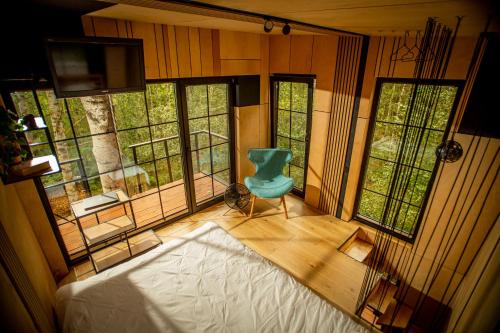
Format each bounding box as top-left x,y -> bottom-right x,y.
46,91 -> 79,202
80,95 -> 124,193
16,92 -> 30,115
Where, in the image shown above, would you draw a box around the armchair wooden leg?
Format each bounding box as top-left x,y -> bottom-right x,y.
281,195 -> 288,219
249,195 -> 256,218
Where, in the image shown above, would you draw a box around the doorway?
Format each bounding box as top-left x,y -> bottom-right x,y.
178,78 -> 235,213
270,75 -> 314,197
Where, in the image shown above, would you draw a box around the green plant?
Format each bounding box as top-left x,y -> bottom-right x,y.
0,106 -> 28,177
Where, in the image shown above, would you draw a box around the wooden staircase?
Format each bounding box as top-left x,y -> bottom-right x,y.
360,275 -> 451,332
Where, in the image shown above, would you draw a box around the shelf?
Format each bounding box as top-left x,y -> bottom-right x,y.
128,230 -> 162,256
3,155 -> 60,185
91,241 -> 131,273
90,230 -> 162,273
18,117 -> 47,132
71,189 -> 129,218
83,215 -> 134,245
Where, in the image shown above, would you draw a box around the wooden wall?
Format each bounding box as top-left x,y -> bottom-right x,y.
267,34 -> 342,208
0,181 -> 57,332
317,36 -> 364,216
341,35 -> 478,220
81,16 -> 270,182
342,35 -> 499,331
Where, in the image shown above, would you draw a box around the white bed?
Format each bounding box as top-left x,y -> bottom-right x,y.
56,222 -> 368,333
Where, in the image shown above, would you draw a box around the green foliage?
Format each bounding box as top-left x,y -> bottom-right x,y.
11,81 -> 232,207
276,81 -> 309,191
358,82 -> 458,235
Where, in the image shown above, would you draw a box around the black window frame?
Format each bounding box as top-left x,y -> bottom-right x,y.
354,77 -> 464,243
1,76 -> 238,265
270,74 -> 315,198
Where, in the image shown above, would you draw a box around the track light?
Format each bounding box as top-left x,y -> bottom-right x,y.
282,23 -> 291,35
263,19 -> 274,33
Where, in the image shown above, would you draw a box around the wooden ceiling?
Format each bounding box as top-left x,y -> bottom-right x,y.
199,0 -> 498,35
91,0 -> 498,36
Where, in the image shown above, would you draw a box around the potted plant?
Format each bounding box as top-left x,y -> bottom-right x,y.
0,106 -> 28,178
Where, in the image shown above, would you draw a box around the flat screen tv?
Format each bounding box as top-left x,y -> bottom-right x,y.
46,37 -> 145,98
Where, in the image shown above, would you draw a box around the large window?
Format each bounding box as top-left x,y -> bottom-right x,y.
356,79 -> 461,240
8,83 -> 188,260
271,76 -> 313,196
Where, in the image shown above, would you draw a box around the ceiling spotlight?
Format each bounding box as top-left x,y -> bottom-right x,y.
263,19 -> 274,33
282,23 -> 291,35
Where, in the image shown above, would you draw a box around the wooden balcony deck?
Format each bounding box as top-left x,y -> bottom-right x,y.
57,173 -> 227,255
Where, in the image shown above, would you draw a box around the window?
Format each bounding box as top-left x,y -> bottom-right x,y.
8,83 -> 188,260
356,79 -> 461,240
271,76 -> 313,196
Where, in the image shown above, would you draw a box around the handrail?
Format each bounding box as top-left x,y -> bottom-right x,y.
128,130 -> 228,149
128,129 -> 228,192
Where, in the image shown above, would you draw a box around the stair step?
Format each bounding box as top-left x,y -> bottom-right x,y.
366,278 -> 398,314
377,299 -> 413,329
339,228 -> 374,263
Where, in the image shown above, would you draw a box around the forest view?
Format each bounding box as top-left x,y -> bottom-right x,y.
357,82 -> 458,236
276,81 -> 309,191
10,82 -> 230,256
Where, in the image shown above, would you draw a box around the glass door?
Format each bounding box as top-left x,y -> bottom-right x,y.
270,76 -> 314,197
179,78 -> 235,211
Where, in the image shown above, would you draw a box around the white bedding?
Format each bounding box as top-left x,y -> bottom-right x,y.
56,222 -> 367,333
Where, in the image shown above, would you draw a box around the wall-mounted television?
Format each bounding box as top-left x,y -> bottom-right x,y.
46,37 -> 145,98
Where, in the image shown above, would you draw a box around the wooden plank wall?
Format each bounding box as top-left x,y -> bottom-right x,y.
341,35 -> 478,221
342,35 -> 500,330
268,34 -> 341,208
317,36 -> 363,215
81,16 -> 270,183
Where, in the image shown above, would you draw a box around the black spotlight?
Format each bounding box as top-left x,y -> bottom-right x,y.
435,140 -> 463,163
282,23 -> 291,35
264,19 -> 274,33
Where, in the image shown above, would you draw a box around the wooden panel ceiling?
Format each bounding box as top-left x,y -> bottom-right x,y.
200,0 -> 498,35
91,0 -> 498,36
89,2 -> 318,35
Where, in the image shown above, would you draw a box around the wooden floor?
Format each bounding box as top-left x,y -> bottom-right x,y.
58,173 -> 226,254
61,194 -> 370,319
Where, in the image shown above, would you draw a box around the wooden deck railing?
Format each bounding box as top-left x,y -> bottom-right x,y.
129,130 -> 228,192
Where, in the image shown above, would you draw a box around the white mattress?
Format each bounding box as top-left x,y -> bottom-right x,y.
56,222 -> 367,333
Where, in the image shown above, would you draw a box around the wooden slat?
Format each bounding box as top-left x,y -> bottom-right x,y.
269,35 -> 290,73
319,36 -> 364,216
92,17 -> 119,37
166,25 -> 179,78
260,34 -> 270,105
220,60 -> 260,76
311,35 -> 338,91
188,27 -> 202,77
175,26 -> 191,77
131,21 -> 159,79
116,19 -> 128,38
219,30 -> 261,60
304,110 -> 330,208
211,30 -> 221,76
154,24 -> 168,78
126,21 -> 133,39
81,16 -> 95,36
358,36 -> 381,119
199,28 -> 214,76
290,35 -> 314,73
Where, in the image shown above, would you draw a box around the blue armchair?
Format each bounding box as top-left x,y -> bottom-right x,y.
244,148 -> 294,218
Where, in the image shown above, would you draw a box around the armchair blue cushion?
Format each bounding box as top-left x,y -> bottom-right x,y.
244,148 -> 294,199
